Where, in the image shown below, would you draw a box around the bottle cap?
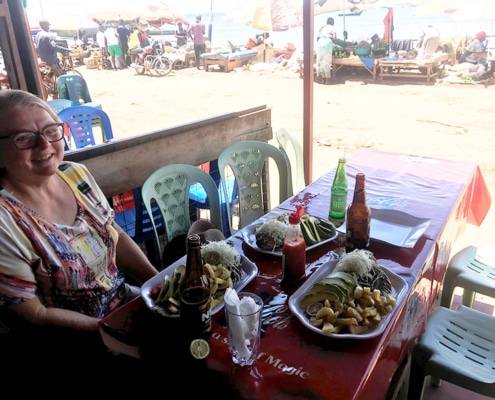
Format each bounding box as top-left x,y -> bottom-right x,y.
289,205 -> 305,224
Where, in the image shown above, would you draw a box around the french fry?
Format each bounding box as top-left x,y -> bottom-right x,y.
321,321 -> 336,335
304,286 -> 397,335
335,317 -> 358,326
316,307 -> 334,320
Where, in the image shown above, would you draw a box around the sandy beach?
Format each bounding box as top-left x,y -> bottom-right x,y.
75,62 -> 495,255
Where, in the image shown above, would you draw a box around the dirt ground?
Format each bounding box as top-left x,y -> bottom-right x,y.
75,61 -> 495,255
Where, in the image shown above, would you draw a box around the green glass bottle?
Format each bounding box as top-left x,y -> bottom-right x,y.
329,158 -> 348,227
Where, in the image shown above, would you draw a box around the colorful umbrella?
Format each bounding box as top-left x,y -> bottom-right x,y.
227,0 -> 303,32
139,1 -> 189,26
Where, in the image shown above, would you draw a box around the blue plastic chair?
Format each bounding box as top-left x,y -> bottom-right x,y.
58,105 -> 114,149
47,99 -> 75,114
56,74 -> 101,109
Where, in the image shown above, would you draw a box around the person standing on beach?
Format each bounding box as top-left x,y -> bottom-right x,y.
316,18 -> 336,85
117,19 -> 131,66
175,22 -> 188,47
104,24 -> 127,70
188,15 -> 206,69
34,20 -> 70,78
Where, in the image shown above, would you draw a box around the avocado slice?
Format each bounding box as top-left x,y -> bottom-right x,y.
300,291 -> 340,308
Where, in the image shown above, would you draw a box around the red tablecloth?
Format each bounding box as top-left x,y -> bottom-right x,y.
100,149 -> 491,400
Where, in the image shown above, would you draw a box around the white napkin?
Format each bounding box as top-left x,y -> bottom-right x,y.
224,288 -> 260,360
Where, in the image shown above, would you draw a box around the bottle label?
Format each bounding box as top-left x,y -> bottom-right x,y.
180,286 -> 212,338
330,193 -> 347,217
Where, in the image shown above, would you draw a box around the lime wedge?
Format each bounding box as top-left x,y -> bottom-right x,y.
190,338 -> 210,360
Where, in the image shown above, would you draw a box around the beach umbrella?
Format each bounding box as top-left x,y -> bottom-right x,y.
413,0 -> 464,16
138,1 -> 189,26
227,0 -> 303,61
450,0 -> 495,20
226,0 -> 303,32
51,15 -> 100,32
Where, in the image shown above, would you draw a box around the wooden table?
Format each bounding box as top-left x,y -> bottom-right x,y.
332,57 -> 378,80
99,149 -> 491,400
377,53 -> 449,83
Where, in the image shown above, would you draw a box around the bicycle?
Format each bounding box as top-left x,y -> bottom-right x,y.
130,41 -> 173,77
39,52 -> 83,101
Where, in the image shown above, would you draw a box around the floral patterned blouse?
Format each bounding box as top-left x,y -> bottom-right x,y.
0,161 -> 125,318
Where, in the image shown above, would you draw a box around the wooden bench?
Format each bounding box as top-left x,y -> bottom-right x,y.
377,53 -> 449,83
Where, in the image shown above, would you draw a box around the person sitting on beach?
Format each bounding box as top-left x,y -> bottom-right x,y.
460,31 -> 488,64
128,26 -> 143,64
247,32 -> 270,49
138,24 -> 150,47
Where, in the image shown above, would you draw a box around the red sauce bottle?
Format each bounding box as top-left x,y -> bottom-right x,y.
282,205 -> 306,286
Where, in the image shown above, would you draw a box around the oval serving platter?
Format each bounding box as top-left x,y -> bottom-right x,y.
141,254 -> 258,318
288,259 -> 408,339
241,215 -> 338,256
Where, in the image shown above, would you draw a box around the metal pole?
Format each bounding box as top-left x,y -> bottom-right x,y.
208,0 -> 213,42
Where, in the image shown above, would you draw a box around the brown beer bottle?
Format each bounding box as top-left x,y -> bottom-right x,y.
345,173 -> 371,252
179,234 -> 212,341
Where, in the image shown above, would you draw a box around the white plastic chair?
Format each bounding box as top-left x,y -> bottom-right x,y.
141,164 -> 223,255
275,127 -> 305,193
217,140 -> 293,235
408,305 -> 495,400
440,245 -> 495,309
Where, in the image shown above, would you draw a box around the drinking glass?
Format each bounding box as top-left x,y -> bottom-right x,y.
224,292 -> 263,366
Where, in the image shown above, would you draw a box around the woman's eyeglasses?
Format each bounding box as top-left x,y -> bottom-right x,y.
0,122 -> 65,150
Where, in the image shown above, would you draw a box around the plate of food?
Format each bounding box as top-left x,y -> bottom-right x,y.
288,249 -> 407,339
241,212 -> 338,256
141,240 -> 258,318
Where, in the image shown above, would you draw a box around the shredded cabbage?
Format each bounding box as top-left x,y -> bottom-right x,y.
256,218 -> 288,245
334,249 -> 375,279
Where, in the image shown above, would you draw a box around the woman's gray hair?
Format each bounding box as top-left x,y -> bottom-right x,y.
0,90 -> 58,133
0,90 -> 59,171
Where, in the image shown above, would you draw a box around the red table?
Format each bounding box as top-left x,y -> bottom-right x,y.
100,149 -> 490,400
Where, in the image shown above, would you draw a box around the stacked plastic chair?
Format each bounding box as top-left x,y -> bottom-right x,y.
58,105 -> 114,149
56,74 -> 101,109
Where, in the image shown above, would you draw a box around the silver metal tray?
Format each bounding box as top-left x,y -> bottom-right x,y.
141,254 -> 258,318
241,216 -> 338,256
288,259 -> 408,339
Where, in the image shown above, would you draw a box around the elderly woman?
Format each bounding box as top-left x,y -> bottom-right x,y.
0,90 -> 159,385
316,17 -> 336,85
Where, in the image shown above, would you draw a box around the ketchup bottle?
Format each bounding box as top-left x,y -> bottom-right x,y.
282,205 -> 306,286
